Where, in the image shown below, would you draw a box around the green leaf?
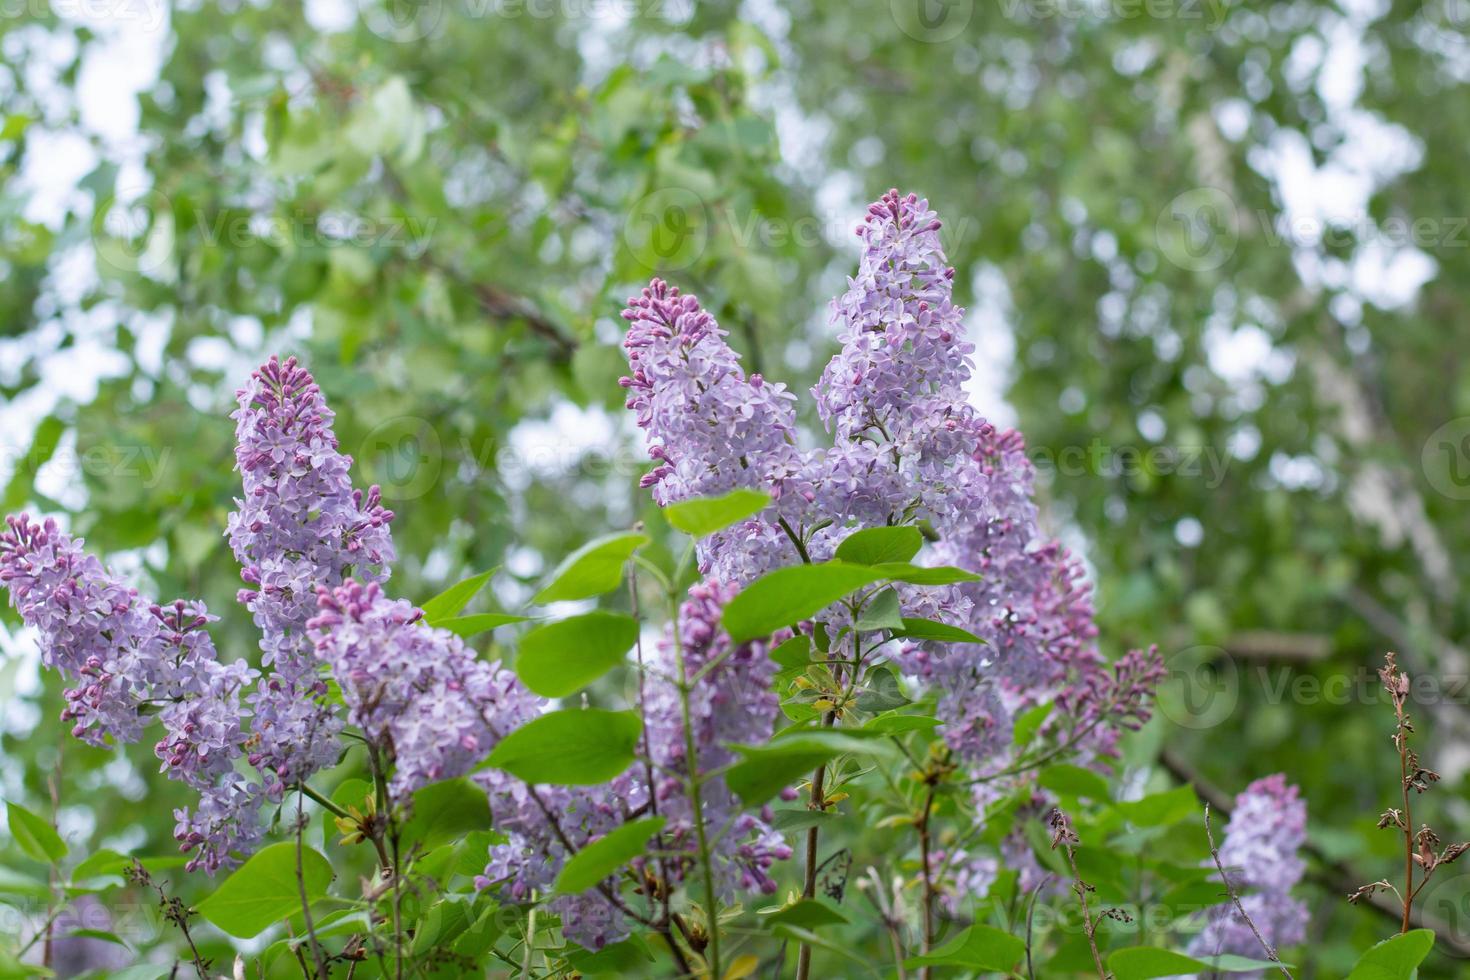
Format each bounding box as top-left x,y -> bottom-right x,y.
1109,946 -> 1291,979
195,842 -> 334,939
769,809 -> 838,834
555,817 -> 665,894
421,569 -> 496,624
853,666 -> 910,712
722,563 -> 887,643
70,848 -> 133,882
859,714 -> 942,735
769,635 -> 811,670
1113,786 -> 1199,827
894,617 -> 984,643
662,489 -> 771,537
516,612 -> 637,697
0,866 -> 50,899
436,613 -> 530,638
6,801 -> 66,864
871,563 -> 981,585
854,587 -> 904,632
454,903 -> 508,959
1012,703 -> 1054,749
104,967 -> 171,980
1346,929 -> 1436,979
400,779 -> 491,852
770,924 -> 866,964
64,928 -> 128,948
487,709 -> 642,784
410,898 -> 472,957
763,898 -> 850,929
565,937 -> 656,974
834,526 -> 922,565
1038,764 -> 1111,801
534,533 -> 650,604
725,731 -> 890,806
903,924 -> 1025,970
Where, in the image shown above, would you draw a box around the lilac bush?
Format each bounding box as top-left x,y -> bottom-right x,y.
11,192 -> 1415,979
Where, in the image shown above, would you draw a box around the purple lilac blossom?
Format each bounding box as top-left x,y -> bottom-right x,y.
620,191 -> 1161,779
228,355 -> 396,800
0,515 -> 164,746
0,517 -> 262,872
928,848 -> 1000,917
1187,774 -> 1309,972
620,278 -> 817,586
619,191 -> 1165,915
308,580 -> 539,802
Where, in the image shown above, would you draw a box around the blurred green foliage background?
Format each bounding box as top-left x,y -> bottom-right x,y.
3,0 -> 1470,974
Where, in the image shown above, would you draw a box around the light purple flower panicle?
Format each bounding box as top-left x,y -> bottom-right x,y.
309,580 -> 539,803
1,515 -> 158,746
0,516 -> 261,872
619,190 -> 1163,786
615,191 -> 1167,917
1188,774 -> 1309,972
228,355 -> 396,799
620,279 -> 816,586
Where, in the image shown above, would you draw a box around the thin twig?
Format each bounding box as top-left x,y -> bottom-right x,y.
915,785 -> 937,980
670,588 -> 723,979
1050,810 -> 1106,980
628,562 -> 693,977
295,789 -> 330,978
1160,748 -> 1470,957
1023,874 -> 1054,980
1204,804 -> 1294,979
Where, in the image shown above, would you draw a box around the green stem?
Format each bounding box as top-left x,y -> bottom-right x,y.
294,789 -> 331,979
671,591 -> 722,978
300,782 -> 351,820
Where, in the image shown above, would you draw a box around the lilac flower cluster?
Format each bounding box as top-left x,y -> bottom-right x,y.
0,515 -> 162,747
1,356 -> 398,873
0,517 -> 261,872
228,355 -> 396,799
620,189 -> 1163,913
308,581 -> 539,802
1188,774 -> 1309,970
620,190 -> 1159,769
